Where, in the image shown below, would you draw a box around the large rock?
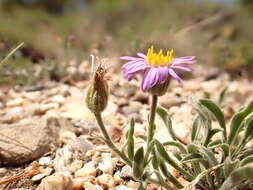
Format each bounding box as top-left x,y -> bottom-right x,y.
0,117 -> 62,166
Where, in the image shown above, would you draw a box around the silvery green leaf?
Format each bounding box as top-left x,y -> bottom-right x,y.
133,147 -> 144,179
239,114 -> 253,147
163,140 -> 187,154
240,155 -> 253,167
228,100 -> 253,145
208,143 -> 229,158
127,118 -> 135,160
190,97 -> 211,146
159,159 -> 184,189
155,140 -> 194,180
220,163 -> 253,190
207,139 -> 222,147
208,128 -> 223,140
191,116 -> 201,142
137,135 -> 147,141
182,153 -> 204,163
218,87 -> 228,107
200,99 -> 227,141
224,157 -> 239,178
157,107 -> 177,141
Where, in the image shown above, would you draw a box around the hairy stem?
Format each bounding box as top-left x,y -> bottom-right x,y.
144,95 -> 158,165
95,112 -> 132,166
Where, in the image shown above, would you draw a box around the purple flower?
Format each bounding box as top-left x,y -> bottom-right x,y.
121,46 -> 196,92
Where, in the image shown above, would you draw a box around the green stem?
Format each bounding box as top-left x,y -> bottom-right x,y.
95,112 -> 132,166
144,95 -> 158,165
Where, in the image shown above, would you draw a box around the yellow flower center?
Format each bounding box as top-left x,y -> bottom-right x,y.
146,46 -> 174,67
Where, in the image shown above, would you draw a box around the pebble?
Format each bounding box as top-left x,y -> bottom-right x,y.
98,153 -> 115,175
116,185 -> 132,190
73,177 -> 86,190
32,173 -> 47,182
96,174 -> 115,189
75,161 -> 97,177
59,131 -> 76,145
39,157 -> 52,166
36,172 -> 73,190
83,182 -> 103,190
0,168 -> 7,177
39,103 -> 59,114
4,106 -> 24,122
69,160 -> 83,174
6,98 -> 24,107
127,180 -> 139,189
119,165 -> 133,179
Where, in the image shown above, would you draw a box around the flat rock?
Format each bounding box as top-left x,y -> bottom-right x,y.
0,117 -> 62,166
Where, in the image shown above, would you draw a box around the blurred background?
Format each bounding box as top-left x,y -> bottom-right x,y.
0,0 -> 253,86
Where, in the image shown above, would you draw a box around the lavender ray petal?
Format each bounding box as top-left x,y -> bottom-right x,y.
137,53 -> 147,58
120,56 -> 143,61
168,68 -> 183,84
171,64 -> 194,72
141,69 -> 151,91
141,68 -> 159,91
122,60 -> 146,70
157,67 -> 169,84
123,63 -> 146,74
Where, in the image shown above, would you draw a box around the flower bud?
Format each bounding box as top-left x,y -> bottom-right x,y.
86,65 -> 109,114
149,78 -> 170,96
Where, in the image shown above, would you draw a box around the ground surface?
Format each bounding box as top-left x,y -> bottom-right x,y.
0,58 -> 253,190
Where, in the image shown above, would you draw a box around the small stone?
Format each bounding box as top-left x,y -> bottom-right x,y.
32,173 -> 47,181
119,165 -> 133,179
39,157 -> 52,166
98,153 -> 115,175
73,177 -> 85,190
127,180 -> 139,189
6,98 -> 24,107
83,182 -> 103,190
39,103 -> 59,114
59,131 -> 76,145
69,160 -> 83,174
54,138 -> 95,172
0,168 -> 7,177
96,174 -> 115,189
75,161 -> 97,177
4,106 -> 24,123
36,172 -> 73,190
50,95 -> 65,104
116,185 -> 131,190
113,172 -> 123,184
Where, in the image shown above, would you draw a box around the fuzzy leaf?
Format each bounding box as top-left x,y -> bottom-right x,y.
208,139 -> 223,147
200,99 -> 227,141
159,159 -> 184,188
133,147 -> 144,179
191,116 -> 201,142
218,87 -> 228,106
224,157 -> 239,178
241,114 -> 253,144
155,140 -> 194,180
127,118 -> 135,160
208,143 -> 229,158
240,155 -> 253,167
163,141 -> 187,154
190,97 -> 211,146
181,153 -> 204,163
220,163 -> 253,190
157,107 -> 177,141
228,100 -> 253,145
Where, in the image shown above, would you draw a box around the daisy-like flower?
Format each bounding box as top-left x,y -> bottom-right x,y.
121,46 -> 196,92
